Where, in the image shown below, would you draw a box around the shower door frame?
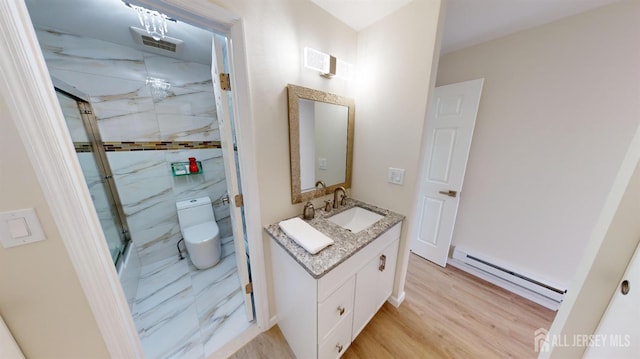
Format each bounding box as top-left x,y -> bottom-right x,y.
56,88 -> 131,265
0,0 -> 267,357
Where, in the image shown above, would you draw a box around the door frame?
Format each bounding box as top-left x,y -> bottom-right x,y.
0,1 -> 266,357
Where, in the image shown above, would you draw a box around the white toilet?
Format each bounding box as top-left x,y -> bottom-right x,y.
176,197 -> 222,269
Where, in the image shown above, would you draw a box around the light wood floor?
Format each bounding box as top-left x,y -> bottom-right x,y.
229,253 -> 556,359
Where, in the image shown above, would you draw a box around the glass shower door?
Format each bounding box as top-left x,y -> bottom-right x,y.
56,91 -> 129,264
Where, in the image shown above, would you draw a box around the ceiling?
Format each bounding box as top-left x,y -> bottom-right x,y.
312,0 -> 620,54
25,0 -> 621,66
310,0 -> 414,31
440,0 -> 620,54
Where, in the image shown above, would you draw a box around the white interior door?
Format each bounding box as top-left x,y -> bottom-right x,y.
211,35 -> 254,321
411,79 -> 484,266
582,242 -> 639,358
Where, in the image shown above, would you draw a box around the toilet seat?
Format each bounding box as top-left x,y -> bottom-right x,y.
183,222 -> 220,244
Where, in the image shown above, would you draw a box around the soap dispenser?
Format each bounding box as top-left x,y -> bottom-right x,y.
303,201 -> 315,220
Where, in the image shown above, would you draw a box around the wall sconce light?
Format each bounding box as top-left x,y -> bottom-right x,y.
304,47 -> 353,80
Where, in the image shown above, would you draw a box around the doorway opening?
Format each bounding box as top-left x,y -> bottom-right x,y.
26,0 -> 255,357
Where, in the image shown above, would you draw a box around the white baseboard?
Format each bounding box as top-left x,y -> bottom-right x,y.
448,258 -> 561,311
388,291 -> 406,307
268,314 -> 278,329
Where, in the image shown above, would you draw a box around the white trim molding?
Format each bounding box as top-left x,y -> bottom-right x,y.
388,291 -> 406,307
395,0 -> 447,308
0,1 -> 143,357
227,19 -> 271,331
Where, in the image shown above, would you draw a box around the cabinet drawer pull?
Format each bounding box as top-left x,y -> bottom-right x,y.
337,306 -> 345,316
379,254 -> 386,271
336,344 -> 343,353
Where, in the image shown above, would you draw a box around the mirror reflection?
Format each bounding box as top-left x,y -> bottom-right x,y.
299,99 -> 349,191
287,84 -> 354,204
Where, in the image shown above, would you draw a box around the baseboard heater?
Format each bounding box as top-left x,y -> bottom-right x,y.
449,248 -> 567,310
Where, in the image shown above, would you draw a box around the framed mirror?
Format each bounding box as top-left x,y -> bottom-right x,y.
287,84 -> 355,204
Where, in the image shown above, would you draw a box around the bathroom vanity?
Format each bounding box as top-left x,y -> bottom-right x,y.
265,199 -> 404,359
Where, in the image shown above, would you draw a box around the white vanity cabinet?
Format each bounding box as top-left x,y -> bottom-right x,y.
352,238 -> 399,339
269,223 -> 401,359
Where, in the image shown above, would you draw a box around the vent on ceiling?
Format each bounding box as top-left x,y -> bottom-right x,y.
141,35 -> 177,52
130,27 -> 184,55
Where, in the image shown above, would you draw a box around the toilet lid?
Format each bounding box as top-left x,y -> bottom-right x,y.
183,222 -> 220,244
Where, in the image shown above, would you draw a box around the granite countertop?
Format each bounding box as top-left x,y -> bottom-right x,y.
264,198 -> 404,279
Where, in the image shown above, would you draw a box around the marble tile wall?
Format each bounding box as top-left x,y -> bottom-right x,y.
107,148 -> 232,265
37,26 -> 250,359
38,29 -> 219,143
37,29 -> 232,270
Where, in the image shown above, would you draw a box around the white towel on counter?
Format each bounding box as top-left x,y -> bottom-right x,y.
278,217 -> 334,255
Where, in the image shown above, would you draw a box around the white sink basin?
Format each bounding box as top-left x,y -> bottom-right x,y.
327,206 -> 384,233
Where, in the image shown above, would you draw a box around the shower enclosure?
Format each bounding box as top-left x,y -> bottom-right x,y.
56,89 -> 130,265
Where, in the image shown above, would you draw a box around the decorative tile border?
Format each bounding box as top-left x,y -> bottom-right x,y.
74,141 -> 222,153
104,141 -> 222,152
74,142 -> 93,153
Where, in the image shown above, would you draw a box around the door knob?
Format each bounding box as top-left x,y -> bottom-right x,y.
438,190 -> 457,198
621,280 -> 630,295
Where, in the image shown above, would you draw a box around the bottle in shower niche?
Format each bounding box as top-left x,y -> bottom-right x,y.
189,157 -> 199,173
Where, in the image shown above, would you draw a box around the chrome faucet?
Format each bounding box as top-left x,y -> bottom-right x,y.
333,186 -> 346,209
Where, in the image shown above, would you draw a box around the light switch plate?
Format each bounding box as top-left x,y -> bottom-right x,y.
8,218 -> 30,238
0,208 -> 46,248
318,158 -> 327,170
388,167 -> 405,185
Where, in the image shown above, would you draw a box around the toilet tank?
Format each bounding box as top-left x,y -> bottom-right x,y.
176,197 -> 216,228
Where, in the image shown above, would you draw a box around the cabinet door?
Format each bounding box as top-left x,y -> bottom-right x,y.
352,239 -> 400,339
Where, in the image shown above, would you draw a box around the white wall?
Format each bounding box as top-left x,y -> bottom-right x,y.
353,0 -> 443,298
436,1 -> 640,287
212,0 -> 356,222
0,98 -> 110,357
314,101 -> 348,186
212,0 -> 443,315
211,0 -> 358,319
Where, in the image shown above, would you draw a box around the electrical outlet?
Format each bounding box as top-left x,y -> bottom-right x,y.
387,167 -> 405,185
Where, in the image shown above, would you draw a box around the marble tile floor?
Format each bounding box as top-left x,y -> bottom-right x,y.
132,235 -> 251,359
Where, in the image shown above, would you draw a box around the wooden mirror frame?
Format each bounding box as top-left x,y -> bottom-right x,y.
287,84 -> 355,204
